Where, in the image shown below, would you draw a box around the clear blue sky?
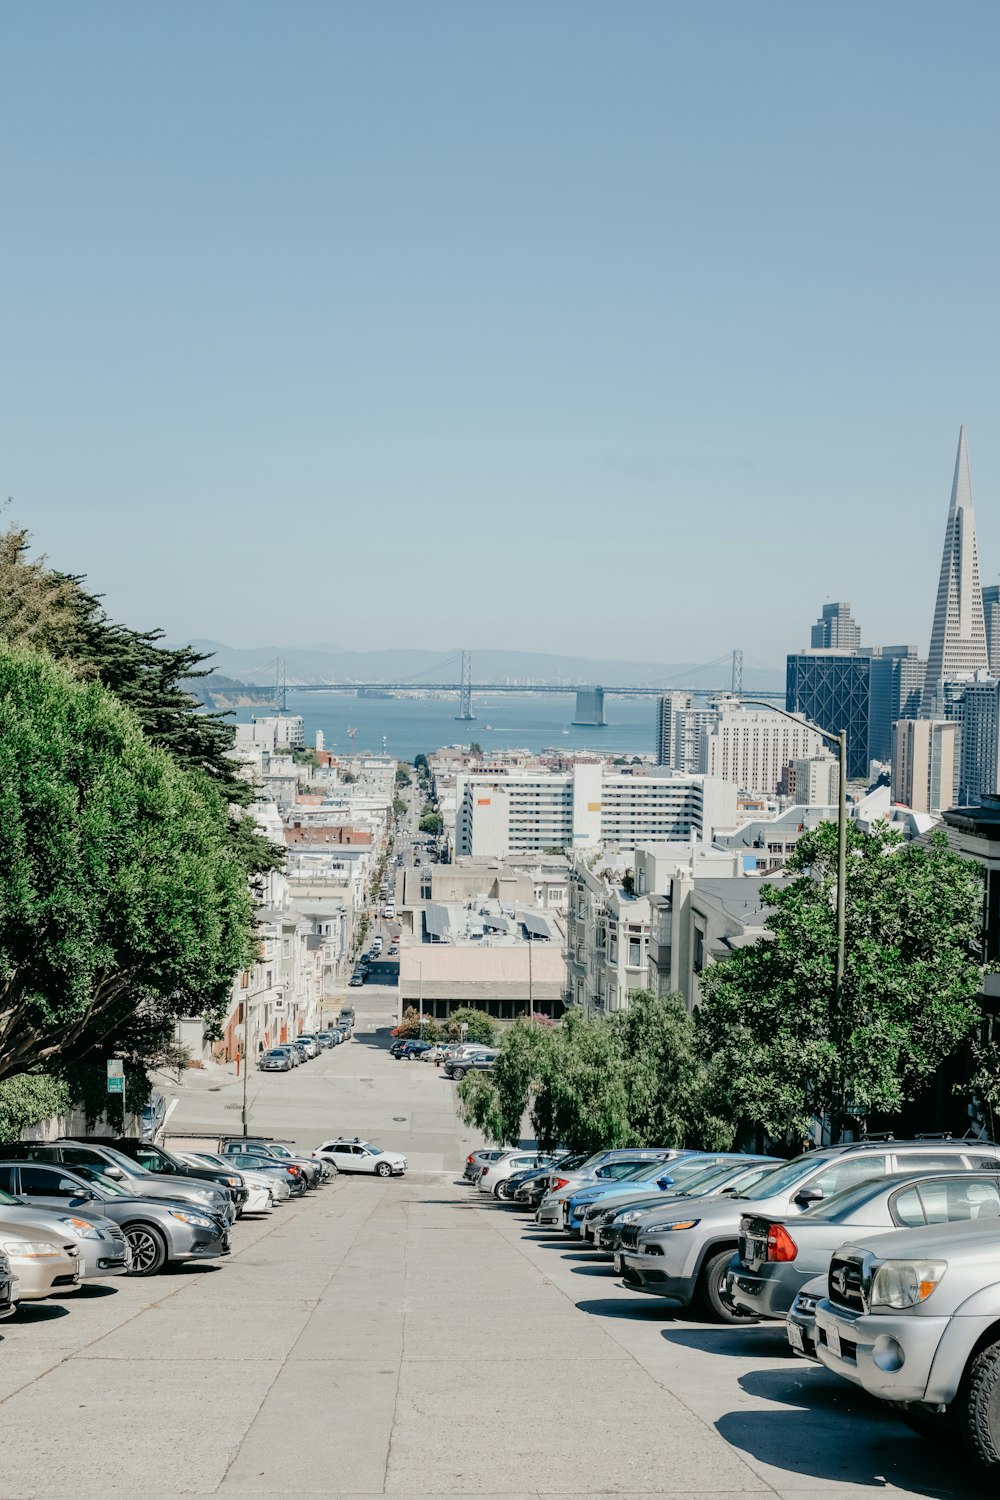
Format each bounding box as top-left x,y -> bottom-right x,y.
3,1 -> 999,667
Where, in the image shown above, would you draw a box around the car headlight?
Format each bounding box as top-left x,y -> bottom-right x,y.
168,1210 -> 215,1228
572,1205 -> 587,1218
3,1240 -> 62,1258
869,1260 -> 946,1311
60,1217 -> 102,1239
224,1177 -> 241,1187
642,1219 -> 701,1235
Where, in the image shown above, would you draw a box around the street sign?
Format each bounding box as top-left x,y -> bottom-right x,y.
107,1075 -> 124,1095
106,1059 -> 124,1079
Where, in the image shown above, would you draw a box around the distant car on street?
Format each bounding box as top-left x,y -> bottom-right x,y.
313,1139 -> 407,1177
260,1048 -> 293,1072
444,1051 -> 497,1080
390,1039 -> 434,1060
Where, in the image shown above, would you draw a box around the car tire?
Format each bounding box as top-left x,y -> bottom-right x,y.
494,1181 -> 512,1200
452,1067 -> 466,1080
124,1222 -> 168,1276
960,1339 -> 1000,1469
697,1249 -> 758,1324
376,1162 -> 392,1178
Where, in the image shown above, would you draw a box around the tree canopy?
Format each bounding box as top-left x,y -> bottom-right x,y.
697,821 -> 984,1143
458,994 -> 729,1151
0,647 -> 259,1083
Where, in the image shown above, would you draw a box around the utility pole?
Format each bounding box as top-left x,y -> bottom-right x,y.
528,936 -> 534,1022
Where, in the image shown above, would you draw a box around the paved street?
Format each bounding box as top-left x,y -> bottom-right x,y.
0,1008 -> 983,1498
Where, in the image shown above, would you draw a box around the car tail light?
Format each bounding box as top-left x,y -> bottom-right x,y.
288,1166 -> 302,1175
766,1224 -> 797,1262
467,1153 -> 475,1164
551,1177 -> 569,1190
481,1168 -> 490,1178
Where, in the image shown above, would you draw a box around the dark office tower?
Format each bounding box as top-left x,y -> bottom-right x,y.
811,602 -> 862,651
867,646 -> 927,763
923,427 -> 989,714
983,585 -> 1000,676
786,651 -> 872,779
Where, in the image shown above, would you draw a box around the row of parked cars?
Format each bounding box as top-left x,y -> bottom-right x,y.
462,1133 -> 1000,1471
389,1039 -> 498,1078
260,1013 -> 354,1073
0,1132 -> 338,1319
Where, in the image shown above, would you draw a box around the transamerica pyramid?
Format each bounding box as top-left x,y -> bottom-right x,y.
922,426 -> 990,715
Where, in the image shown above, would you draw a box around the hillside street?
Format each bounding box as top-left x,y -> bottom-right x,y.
0,992 -> 980,1499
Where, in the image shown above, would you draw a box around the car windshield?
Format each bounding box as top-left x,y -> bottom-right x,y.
94,1144 -> 151,1176
71,1165 -> 130,1197
0,1187 -> 18,1205
192,1154 -> 229,1169
731,1156 -> 826,1200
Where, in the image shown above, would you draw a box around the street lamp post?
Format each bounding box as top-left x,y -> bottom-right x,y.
740,701 -> 848,1029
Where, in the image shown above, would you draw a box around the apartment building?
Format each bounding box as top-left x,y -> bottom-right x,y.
892,718 -> 959,815
455,763 -> 737,857
703,703 -> 824,794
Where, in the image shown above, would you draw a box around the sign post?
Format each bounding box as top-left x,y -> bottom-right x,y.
107,1059 -> 125,1126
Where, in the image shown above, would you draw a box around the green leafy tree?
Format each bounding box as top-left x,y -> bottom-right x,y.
698,822 -> 984,1144
392,797 -> 407,817
395,1006 -> 439,1041
468,741 -> 483,755
395,765 -> 412,786
419,811 -> 443,835
0,647 -> 259,1083
444,1008 -> 496,1045
0,527 -> 280,878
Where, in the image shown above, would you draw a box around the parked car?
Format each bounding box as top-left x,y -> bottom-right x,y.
536,1149 -> 681,1228
463,1149 -> 506,1183
140,1091 -> 167,1141
289,1040 -> 311,1064
2,1141 -> 236,1223
295,1036 -> 320,1058
786,1273 -> 827,1359
170,1153 -> 273,1214
513,1152 -> 593,1209
313,1138 -> 407,1177
593,1158 -> 781,1256
0,1180 -> 127,1285
478,1152 -> 556,1197
0,1227 -> 79,1302
220,1139 -> 326,1188
0,1161 -> 229,1275
390,1040 -> 434,1060
728,1169 -> 1000,1326
0,1249 -> 16,1319
223,1151 -> 307,1196
349,972 -> 365,986
564,1153 -> 754,1234
111,1139 -> 249,1212
620,1137 -> 1000,1324
445,1050 -> 497,1080
260,1048 -> 294,1072
178,1151 -> 289,1203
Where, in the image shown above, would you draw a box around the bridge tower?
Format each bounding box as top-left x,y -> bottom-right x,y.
454,650 -> 475,721
571,686 -> 606,727
274,656 -> 287,713
730,649 -> 743,695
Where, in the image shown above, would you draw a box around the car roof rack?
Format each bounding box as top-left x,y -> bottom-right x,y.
913,1131 -> 954,1141
855,1132 -> 895,1143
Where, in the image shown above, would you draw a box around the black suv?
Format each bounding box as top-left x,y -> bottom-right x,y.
111,1138 -> 248,1209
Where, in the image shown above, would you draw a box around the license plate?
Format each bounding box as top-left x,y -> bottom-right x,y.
787,1322 -> 804,1352
826,1323 -> 842,1359
614,1251 -> 624,1275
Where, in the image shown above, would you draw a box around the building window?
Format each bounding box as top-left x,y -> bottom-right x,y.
628,936 -> 642,967
693,927 -> 705,974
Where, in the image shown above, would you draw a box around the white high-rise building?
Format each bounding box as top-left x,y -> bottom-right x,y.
704,704 -> 824,795
923,427 -> 989,715
788,754 -> 839,806
811,602 -> 862,650
656,692 -> 717,771
455,764 -> 737,858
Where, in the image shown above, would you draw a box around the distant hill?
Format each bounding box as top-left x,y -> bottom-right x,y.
183,640 -> 784,694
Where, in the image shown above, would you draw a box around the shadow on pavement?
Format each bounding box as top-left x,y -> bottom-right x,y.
59,1283 -> 119,1300
575,1296 -> 674,1321
716,1366 -> 980,1496
11,1302 -> 70,1323
661,1323 -> 790,1357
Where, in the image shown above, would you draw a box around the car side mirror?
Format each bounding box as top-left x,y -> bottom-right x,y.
656,1176 -> 674,1189
70,1191 -> 94,1204
103,1166 -> 125,1180
794,1186 -> 824,1206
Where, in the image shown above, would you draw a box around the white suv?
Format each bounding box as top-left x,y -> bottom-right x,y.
313,1138 -> 407,1177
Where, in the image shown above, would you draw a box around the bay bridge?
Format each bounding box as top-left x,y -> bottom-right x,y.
266,649 -> 784,723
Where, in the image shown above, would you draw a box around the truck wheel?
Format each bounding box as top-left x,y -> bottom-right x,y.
697,1249 -> 758,1324
961,1340 -> 1000,1469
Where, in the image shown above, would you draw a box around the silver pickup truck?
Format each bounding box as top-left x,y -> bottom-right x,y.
815,1216 -> 1000,1472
